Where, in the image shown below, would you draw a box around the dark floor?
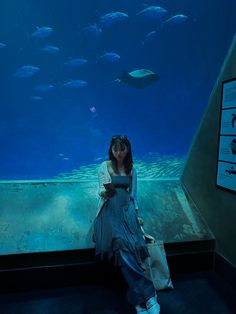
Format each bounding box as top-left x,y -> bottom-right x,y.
0,270 -> 235,314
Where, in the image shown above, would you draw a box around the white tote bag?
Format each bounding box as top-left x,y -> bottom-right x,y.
143,239 -> 174,291
139,220 -> 174,291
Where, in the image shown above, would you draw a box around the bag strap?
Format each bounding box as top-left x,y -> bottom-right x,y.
138,216 -> 156,243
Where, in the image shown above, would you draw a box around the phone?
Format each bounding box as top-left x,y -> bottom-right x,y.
103,183 -> 115,190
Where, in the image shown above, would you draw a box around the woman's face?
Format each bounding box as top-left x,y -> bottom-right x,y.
112,143 -> 128,162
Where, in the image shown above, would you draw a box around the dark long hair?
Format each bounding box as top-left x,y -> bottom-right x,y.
108,135 -> 133,175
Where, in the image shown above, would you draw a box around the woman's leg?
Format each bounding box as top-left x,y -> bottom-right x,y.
119,250 -> 156,307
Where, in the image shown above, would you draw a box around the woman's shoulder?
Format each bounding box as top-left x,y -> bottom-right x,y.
103,160 -> 111,168
98,160 -> 110,171
99,160 -> 109,165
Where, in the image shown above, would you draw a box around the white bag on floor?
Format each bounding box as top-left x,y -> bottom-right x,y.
144,239 -> 174,291
138,219 -> 174,291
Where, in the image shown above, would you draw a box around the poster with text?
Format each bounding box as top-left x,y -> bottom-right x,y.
222,79 -> 236,109
216,78 -> 236,192
216,161 -> 236,192
220,108 -> 236,134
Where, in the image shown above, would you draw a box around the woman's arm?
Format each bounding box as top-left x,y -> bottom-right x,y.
131,167 -> 139,211
98,161 -> 111,198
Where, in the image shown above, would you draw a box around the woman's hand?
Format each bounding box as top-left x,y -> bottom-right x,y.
137,216 -> 144,226
101,189 -> 116,199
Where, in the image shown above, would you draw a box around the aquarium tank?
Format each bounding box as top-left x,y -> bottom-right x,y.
0,0 -> 236,181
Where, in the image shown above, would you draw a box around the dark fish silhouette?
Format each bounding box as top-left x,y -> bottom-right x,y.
116,69 -> 159,88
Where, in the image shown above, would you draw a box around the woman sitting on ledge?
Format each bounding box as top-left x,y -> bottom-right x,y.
92,134 -> 160,314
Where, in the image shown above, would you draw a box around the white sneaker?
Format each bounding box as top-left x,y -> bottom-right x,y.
146,295 -> 160,314
135,304 -> 149,314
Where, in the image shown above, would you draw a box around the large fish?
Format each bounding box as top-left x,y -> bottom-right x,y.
63,80 -> 88,88
163,14 -> 188,26
14,65 -> 40,78
99,12 -> 129,29
31,26 -> 53,39
40,45 -> 60,54
98,52 -> 120,63
64,58 -> 87,67
142,30 -> 158,45
117,69 -> 159,88
82,23 -> 102,39
31,96 -> 42,101
136,6 -> 167,21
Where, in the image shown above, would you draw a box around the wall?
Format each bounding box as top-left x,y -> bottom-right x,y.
181,33 -> 236,266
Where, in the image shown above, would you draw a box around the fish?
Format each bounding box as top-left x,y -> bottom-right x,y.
31,26 -> 53,39
64,58 -> 87,67
63,79 -> 88,88
136,6 -> 167,21
142,30 -> 157,45
98,52 -> 120,63
0,42 -> 6,48
99,12 -> 129,29
31,96 -> 42,101
14,65 -> 40,78
82,23 -> 102,39
163,14 -> 188,26
34,84 -> 54,92
40,45 -> 60,54
116,69 -> 159,88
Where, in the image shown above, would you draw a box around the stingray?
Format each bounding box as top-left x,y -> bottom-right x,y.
116,69 -> 160,88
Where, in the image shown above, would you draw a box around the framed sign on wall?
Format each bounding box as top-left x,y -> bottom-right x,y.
216,78 -> 236,193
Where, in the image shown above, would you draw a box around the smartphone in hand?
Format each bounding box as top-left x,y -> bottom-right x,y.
103,183 -> 115,190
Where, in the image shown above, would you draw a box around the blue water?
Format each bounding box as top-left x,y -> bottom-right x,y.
0,0 -> 236,179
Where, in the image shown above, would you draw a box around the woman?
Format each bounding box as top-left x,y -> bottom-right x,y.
93,135 -> 160,314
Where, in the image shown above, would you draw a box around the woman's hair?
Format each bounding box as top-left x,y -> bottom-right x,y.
108,135 -> 133,175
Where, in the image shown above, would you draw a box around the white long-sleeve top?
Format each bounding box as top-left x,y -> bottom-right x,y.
96,160 -> 139,216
